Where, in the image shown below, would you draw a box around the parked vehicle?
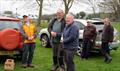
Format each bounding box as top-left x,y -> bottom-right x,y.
0,17 -> 23,57
39,19 -> 120,55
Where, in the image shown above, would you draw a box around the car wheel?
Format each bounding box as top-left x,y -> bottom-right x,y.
40,34 -> 49,47
76,43 -> 83,56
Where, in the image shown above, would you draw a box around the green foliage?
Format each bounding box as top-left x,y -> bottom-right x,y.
75,11 -> 86,19
112,22 -> 120,40
112,22 -> 120,31
79,11 -> 86,19
40,21 -> 49,29
4,11 -> 13,14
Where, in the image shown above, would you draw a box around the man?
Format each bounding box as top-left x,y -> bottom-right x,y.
101,18 -> 114,63
81,21 -> 97,60
48,9 -> 66,71
21,15 -> 37,68
61,14 -> 79,71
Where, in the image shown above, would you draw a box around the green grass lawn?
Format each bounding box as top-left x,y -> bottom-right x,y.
1,40 -> 120,71
0,23 -> 120,71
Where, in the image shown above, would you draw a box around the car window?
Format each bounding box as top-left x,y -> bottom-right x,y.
92,22 -> 104,25
92,22 -> 104,30
0,20 -> 20,30
74,21 -> 84,30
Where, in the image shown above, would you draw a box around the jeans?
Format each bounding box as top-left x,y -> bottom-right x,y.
22,43 -> 35,65
64,49 -> 77,71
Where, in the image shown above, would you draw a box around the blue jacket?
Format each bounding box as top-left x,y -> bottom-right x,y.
63,22 -> 79,49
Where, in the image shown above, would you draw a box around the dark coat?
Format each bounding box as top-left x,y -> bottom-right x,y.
83,25 -> 97,40
102,24 -> 114,42
47,18 -> 66,37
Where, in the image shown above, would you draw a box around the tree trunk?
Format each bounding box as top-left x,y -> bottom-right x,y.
92,7 -> 96,17
37,0 -> 43,27
117,5 -> 120,19
63,0 -> 74,15
65,6 -> 69,15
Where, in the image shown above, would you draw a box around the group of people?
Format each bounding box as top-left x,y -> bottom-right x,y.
21,9 -> 114,71
81,18 -> 114,64
48,9 -> 79,71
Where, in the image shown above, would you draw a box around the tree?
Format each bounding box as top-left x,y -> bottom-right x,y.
4,11 -> 13,15
81,0 -> 97,17
75,11 -> 86,19
79,11 -> 86,19
75,13 -> 80,19
3,11 -> 13,17
98,0 -> 120,20
36,0 -> 43,26
62,0 -> 74,15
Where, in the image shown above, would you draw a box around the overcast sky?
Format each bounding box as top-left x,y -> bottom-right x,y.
0,0 -> 101,17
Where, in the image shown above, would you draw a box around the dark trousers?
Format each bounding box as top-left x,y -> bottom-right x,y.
22,43 -> 35,65
81,39 -> 92,59
64,49 -> 76,71
101,42 -> 111,60
52,43 -> 64,67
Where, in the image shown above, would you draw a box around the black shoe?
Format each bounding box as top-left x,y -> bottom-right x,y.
28,64 -> 35,68
106,58 -> 112,63
104,58 -> 108,62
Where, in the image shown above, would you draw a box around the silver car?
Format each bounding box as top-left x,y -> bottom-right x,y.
39,19 -> 120,55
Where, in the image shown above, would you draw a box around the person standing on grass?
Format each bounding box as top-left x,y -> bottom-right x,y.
21,15 -> 37,68
61,14 -> 79,71
48,9 -> 66,71
81,21 -> 97,60
101,18 -> 114,63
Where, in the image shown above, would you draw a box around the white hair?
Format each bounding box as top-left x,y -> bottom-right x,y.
56,9 -> 64,13
66,13 -> 74,19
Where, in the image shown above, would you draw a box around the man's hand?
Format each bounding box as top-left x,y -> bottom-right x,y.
51,31 -> 56,37
28,36 -> 34,40
90,39 -> 93,42
28,37 -> 32,40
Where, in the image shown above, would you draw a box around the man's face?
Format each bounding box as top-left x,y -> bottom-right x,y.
87,22 -> 92,26
103,18 -> 110,25
65,15 -> 73,25
56,11 -> 64,19
23,17 -> 29,22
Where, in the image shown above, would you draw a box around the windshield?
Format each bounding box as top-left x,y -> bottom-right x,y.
74,21 -> 84,30
92,22 -> 104,25
92,22 -> 104,30
0,20 -> 20,30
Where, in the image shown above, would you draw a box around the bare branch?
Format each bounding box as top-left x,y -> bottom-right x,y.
36,0 -> 41,6
68,0 -> 74,9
